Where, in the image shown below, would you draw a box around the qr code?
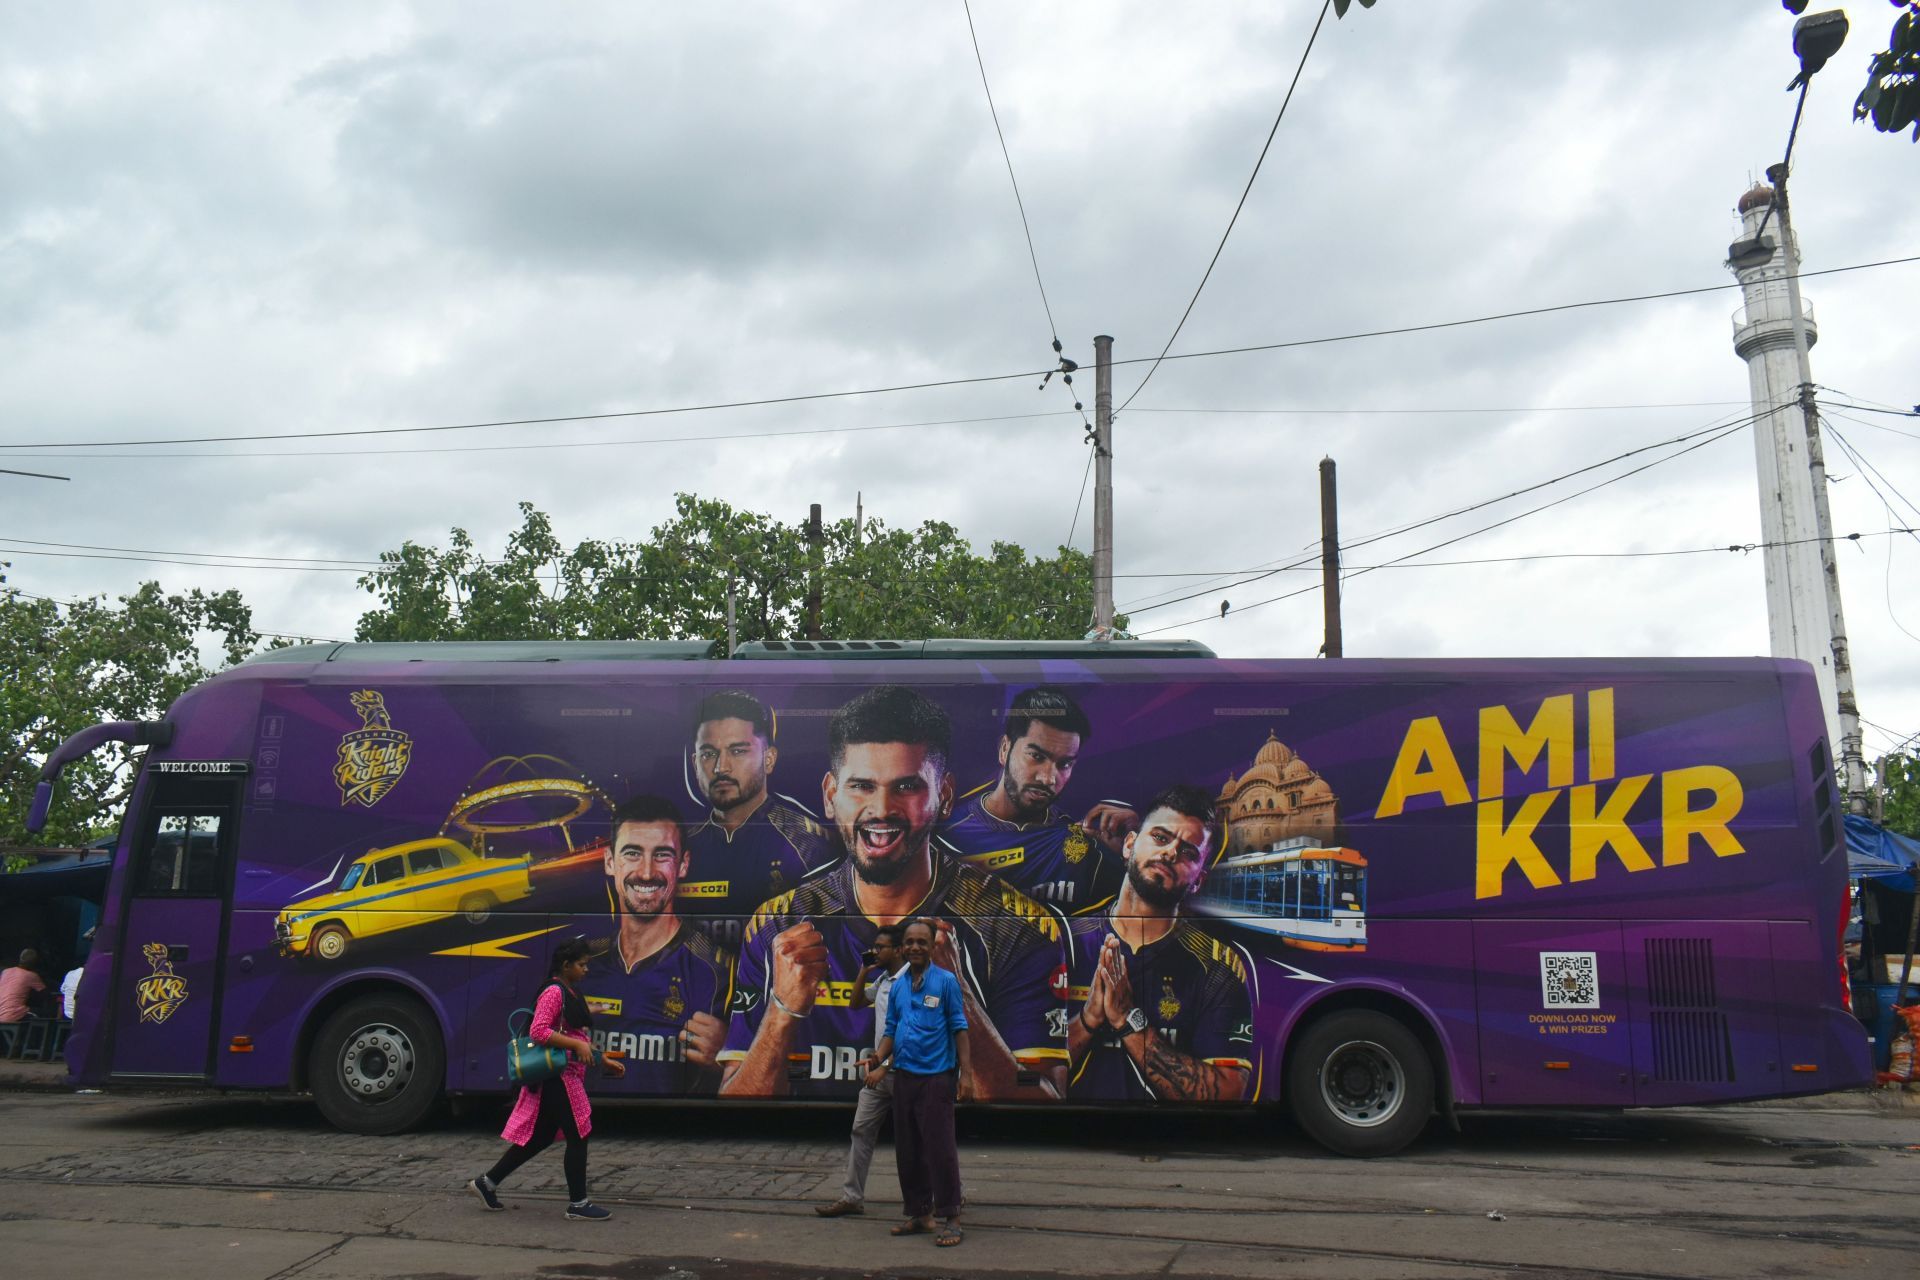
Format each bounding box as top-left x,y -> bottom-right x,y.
1540,952 -> 1600,1009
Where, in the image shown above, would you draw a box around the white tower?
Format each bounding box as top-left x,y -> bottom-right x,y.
1726,181 -> 1841,751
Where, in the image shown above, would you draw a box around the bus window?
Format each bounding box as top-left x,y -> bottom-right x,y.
138,815 -> 225,896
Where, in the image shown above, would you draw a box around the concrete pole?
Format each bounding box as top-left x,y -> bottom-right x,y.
1768,164 -> 1868,813
1319,456 -> 1342,658
804,503 -> 823,641
1092,335 -> 1114,636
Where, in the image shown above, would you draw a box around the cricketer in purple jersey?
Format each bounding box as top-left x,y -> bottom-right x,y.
717,854 -> 1070,1097
580,921 -> 732,1096
942,787 -> 1124,914
685,690 -> 837,952
1066,783 -> 1256,1103
939,685 -> 1137,914
719,685 -> 1077,1101
1064,914 -> 1254,1101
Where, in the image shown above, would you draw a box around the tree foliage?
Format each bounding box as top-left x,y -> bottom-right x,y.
1879,752 -> 1920,838
1,573 -> 257,851
1853,2 -> 1920,140
354,497 -> 1113,645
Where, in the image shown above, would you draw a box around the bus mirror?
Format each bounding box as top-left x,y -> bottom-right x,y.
25,780 -> 54,834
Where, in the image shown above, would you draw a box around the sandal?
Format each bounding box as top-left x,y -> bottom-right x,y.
935,1221 -> 964,1247
891,1218 -> 933,1237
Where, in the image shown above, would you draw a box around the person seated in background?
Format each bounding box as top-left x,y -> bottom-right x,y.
0,949 -> 47,1025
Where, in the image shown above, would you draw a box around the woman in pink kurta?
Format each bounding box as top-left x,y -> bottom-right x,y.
469,939 -> 624,1219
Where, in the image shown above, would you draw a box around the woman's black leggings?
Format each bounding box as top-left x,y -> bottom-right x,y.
485,1077 -> 588,1202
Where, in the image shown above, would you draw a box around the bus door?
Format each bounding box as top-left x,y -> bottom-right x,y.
111,772 -> 240,1078
1472,922 -> 1636,1105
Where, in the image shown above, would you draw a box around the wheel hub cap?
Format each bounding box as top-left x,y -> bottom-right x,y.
341,1023 -> 415,1100
1320,1039 -> 1405,1128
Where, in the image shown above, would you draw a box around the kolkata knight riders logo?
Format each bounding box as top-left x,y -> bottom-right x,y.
134,942 -> 189,1025
334,690 -> 412,808
663,978 -> 687,1022
1063,825 -> 1091,865
1157,975 -> 1182,1024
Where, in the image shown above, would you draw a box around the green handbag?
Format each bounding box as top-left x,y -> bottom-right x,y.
506,1006 -> 570,1088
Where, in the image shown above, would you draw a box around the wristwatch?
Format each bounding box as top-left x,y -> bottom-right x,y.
1123,1007 -> 1149,1036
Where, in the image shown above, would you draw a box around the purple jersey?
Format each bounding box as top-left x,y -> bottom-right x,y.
580,921 -> 733,1096
719,854 -> 1071,1097
941,786 -> 1124,914
682,794 -> 835,952
1065,914 -> 1255,1101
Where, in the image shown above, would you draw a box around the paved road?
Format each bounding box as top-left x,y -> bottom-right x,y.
2,1082 -> 1917,1279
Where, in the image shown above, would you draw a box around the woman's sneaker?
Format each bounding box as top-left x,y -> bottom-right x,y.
566,1201 -> 611,1221
467,1177 -> 504,1211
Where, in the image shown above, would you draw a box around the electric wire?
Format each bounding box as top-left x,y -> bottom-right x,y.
0,585 -> 346,645
963,0 -> 1058,345
5,254 -> 1916,453
1134,418 -> 1754,633
1821,404 -> 1920,444
1116,408 -> 1764,614
1116,0 -> 1333,417
1065,441 -> 1096,549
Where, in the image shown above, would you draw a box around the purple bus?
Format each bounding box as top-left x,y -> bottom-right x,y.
28,639 -> 1871,1156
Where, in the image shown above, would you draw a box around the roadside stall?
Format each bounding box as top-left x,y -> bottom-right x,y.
1846,815 -> 1920,1074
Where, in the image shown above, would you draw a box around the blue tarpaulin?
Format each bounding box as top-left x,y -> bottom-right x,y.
1847,814 -> 1920,895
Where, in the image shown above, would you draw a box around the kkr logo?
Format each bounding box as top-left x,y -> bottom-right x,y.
134,942 -> 188,1025
334,690 -> 412,808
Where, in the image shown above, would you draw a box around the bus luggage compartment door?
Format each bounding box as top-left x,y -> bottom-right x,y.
1472,921 -> 1635,1105
1622,922 -> 1780,1106
111,783 -> 235,1078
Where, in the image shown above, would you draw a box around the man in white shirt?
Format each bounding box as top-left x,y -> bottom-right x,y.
60,965 -> 83,1020
815,925 -> 906,1217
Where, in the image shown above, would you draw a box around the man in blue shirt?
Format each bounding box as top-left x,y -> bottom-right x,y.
872,918 -> 968,1247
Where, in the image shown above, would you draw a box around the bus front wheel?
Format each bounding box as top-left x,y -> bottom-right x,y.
1286,1009 -> 1433,1157
310,994 -> 445,1135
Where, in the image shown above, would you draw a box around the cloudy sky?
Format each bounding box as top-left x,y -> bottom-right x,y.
3,2 -> 1916,760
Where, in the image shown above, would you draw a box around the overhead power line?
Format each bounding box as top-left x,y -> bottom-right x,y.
1118,0 -> 1333,416
1117,408 -> 1764,614
1135,417 -> 1755,633
963,0 -> 1058,343
9,255 -> 1911,454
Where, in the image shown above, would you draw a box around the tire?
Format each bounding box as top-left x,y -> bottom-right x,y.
459,893 -> 495,925
1286,1009 -> 1434,1157
310,923 -> 351,962
309,993 -> 445,1135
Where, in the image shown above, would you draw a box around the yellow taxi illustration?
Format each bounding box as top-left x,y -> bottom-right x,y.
275,838 -> 532,961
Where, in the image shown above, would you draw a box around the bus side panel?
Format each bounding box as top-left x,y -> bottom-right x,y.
1769,920 -> 1872,1094
1473,920 -> 1633,1106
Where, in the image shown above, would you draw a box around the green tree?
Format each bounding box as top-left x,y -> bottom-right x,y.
2,573 -> 257,853
353,497 -> 1112,644
1853,2 -> 1920,140
1880,752 -> 1920,838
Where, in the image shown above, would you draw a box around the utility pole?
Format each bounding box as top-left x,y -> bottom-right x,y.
1319,456 -> 1342,659
726,585 -> 737,657
804,503 -> 824,640
1092,334 -> 1114,636
1768,164 -> 1867,813
854,491 -> 863,550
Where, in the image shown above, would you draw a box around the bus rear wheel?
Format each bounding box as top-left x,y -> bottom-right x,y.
1286,1009 -> 1433,1157
310,994 -> 444,1135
